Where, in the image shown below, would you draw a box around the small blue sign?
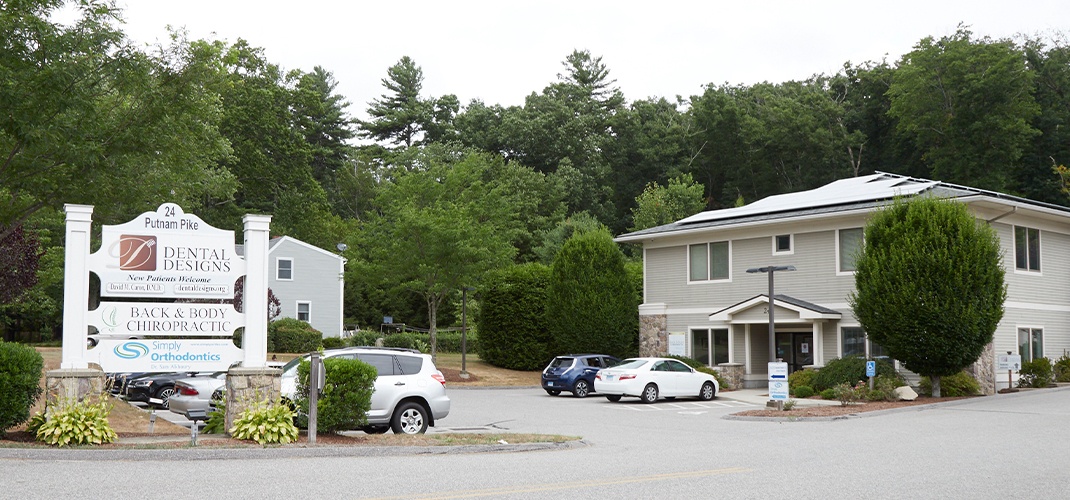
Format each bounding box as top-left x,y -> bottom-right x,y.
866,360 -> 876,377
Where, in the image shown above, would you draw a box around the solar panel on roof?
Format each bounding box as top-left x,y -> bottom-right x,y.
677,173 -> 937,225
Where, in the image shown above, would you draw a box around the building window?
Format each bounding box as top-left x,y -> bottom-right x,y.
837,228 -> 863,273
842,327 -> 866,357
277,258 -> 293,280
690,328 -> 730,365
1014,226 -> 1040,272
688,241 -> 730,282
297,301 -> 311,322
773,234 -> 793,254
1018,327 -> 1043,363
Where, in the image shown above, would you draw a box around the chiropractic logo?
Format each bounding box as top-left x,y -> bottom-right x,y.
118,234 -> 156,271
114,342 -> 149,359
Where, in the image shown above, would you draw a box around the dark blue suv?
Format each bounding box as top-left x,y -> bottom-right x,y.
541,354 -> 621,398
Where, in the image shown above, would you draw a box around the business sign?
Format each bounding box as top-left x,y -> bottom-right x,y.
768,361 -> 790,401
997,354 -> 1022,371
668,333 -> 686,356
88,203 -> 244,299
88,338 -> 244,372
90,302 -> 243,336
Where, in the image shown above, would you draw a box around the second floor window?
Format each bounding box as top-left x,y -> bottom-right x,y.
1014,226 -> 1040,272
689,241 -> 730,281
838,228 -> 863,273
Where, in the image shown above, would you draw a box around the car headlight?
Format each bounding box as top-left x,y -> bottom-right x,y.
131,380 -> 154,387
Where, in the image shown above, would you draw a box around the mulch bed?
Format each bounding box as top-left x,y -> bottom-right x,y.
733,396 -> 972,418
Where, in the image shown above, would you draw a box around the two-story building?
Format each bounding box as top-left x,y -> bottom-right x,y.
616,172 -> 1070,392
238,236 -> 346,338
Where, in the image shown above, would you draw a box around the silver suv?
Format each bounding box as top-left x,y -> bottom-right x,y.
280,347 -> 450,434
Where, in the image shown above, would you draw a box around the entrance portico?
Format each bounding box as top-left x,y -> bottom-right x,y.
709,294 -> 841,388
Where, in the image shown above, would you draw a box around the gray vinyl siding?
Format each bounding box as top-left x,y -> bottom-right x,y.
268,239 -> 344,337
996,223 -> 1070,306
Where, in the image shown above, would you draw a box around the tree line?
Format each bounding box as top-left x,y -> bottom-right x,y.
3,1 -> 1069,342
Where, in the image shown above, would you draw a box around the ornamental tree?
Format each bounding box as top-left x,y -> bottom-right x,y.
849,196 -> 1006,397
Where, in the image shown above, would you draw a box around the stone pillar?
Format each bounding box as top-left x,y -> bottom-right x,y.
241,214 -> 272,368
45,369 -> 106,405
638,303 -> 668,357
225,367 -> 282,434
61,204 -> 94,369
717,363 -> 744,390
970,342 -> 996,395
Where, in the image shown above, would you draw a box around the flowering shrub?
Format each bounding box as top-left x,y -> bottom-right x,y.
833,382 -> 866,407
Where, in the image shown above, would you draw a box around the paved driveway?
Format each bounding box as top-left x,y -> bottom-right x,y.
3,386 -> 1069,499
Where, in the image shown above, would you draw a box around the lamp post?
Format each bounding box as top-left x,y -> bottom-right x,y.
461,286 -> 475,379
746,265 -> 796,363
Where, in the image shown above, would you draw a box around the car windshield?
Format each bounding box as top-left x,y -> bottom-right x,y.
281,355 -> 307,377
613,359 -> 650,370
549,357 -> 575,369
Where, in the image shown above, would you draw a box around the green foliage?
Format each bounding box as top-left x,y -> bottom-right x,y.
833,382 -> 866,407
888,27 -> 1039,191
1054,354 -> 1070,383
203,400 -> 227,435
788,369 -> 816,391
35,399 -> 117,447
296,358 -> 376,432
868,375 -> 904,401
547,229 -> 639,359
382,333 -> 429,353
850,197 -> 1006,386
812,356 -> 899,392
820,388 -> 837,400
476,263 -> 554,370
24,411 -> 46,435
919,371 -> 982,396
229,400 -> 299,445
0,341 -> 44,434
793,386 -> 815,398
347,330 -> 383,347
629,174 -> 707,231
1018,358 -> 1055,389
321,337 -> 346,349
268,318 -> 323,353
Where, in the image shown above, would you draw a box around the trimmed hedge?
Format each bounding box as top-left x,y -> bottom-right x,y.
269,318 -> 323,353
0,341 -> 44,435
296,357 -> 376,432
476,263 -> 555,370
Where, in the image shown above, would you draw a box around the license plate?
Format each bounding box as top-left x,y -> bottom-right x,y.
606,375 -> 615,381
547,381 -> 554,387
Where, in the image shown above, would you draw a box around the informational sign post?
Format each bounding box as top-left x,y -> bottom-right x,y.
866,360 -> 876,390
997,353 -> 1022,393
768,361 -> 789,404
668,334 -> 686,357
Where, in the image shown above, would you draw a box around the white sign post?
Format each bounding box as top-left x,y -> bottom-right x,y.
768,361 -> 790,409
997,353 -> 1022,393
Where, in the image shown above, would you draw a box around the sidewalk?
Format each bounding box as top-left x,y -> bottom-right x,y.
719,387 -> 842,407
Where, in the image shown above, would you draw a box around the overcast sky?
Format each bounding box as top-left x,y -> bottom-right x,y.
116,1 -> 1069,121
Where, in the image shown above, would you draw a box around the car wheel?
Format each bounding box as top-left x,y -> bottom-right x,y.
87,337 -> 98,348
155,386 -> 175,409
572,379 -> 590,398
700,382 -> 716,401
641,384 -> 659,404
391,402 -> 429,434
605,395 -> 622,402
545,389 -> 561,396
361,425 -> 389,434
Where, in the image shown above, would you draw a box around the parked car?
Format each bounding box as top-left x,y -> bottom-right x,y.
541,354 -> 621,398
106,372 -> 149,395
123,372 -> 204,409
280,347 -> 450,434
595,357 -> 719,403
168,372 -> 227,417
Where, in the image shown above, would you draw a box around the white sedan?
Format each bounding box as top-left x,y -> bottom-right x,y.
595,357 -> 718,403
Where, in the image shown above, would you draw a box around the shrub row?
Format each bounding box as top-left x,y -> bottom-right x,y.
233,318 -> 324,353
811,356 -> 901,392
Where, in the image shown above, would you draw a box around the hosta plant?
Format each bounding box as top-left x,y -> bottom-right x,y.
35,399 -> 118,447
229,400 -> 299,445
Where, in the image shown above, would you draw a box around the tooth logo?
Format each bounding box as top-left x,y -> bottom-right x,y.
114,342 -> 149,359
118,235 -> 156,271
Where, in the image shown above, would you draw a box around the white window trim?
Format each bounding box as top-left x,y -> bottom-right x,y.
835,228 -> 862,276
296,300 -> 312,322
688,327 -> 732,365
1016,324 -> 1044,362
839,324 -> 864,359
772,234 -> 794,255
276,257 -> 294,281
1012,226 -> 1042,276
686,240 -> 733,284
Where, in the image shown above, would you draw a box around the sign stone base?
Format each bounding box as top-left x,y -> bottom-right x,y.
45,369 -> 107,405
225,367 -> 282,435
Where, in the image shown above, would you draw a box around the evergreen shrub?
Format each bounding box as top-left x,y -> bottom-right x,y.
811,356 -> 900,392
1017,358 -> 1054,389
297,357 -> 376,432
476,263 -> 554,370
0,341 -> 44,435
269,318 -> 323,353
793,386 -> 815,398
919,370 -> 981,396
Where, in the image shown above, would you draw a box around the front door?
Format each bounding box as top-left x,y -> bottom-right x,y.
775,333 -> 814,373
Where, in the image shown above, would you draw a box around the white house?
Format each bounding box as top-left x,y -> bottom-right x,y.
616,172 -> 1070,392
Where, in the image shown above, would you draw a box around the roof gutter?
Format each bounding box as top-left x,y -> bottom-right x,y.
986,206 -> 1017,224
